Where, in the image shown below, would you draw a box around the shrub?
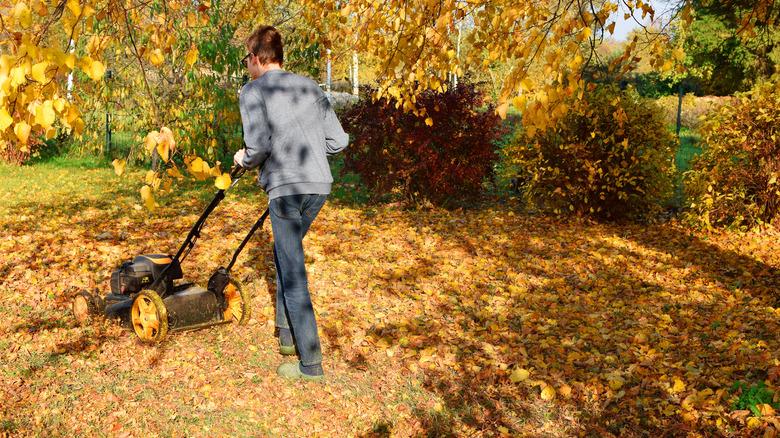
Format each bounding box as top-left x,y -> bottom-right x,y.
629,72 -> 678,99
684,82 -> 780,229
506,85 -> 676,220
341,83 -> 504,205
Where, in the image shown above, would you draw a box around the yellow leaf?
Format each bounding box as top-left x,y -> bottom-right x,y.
90,59 -> 106,81
35,100 -> 56,129
541,385 -> 556,401
140,185 -> 156,210
71,117 -> 84,135
31,62 -> 48,83
606,22 -> 616,35
214,173 -> 231,190
673,48 -> 685,62
681,393 -> 696,411
66,0 -> 81,17
424,117 -> 433,127
580,27 -> 593,42
188,156 -> 204,173
559,384 -> 572,398
86,35 -> 104,57
758,403 -> 775,417
53,98 -> 66,113
167,165 -> 184,179
496,103 -> 508,120
149,49 -> 165,66
0,107 -> 13,131
145,170 -> 158,185
187,156 -> 211,180
14,3 -> 32,28
671,378 -> 686,394
64,53 -> 76,70
81,57 -> 105,81
35,0 -> 47,16
156,142 -> 170,163
746,416 -> 761,429
210,162 -> 222,178
608,378 -> 624,391
14,121 -> 31,144
509,368 -> 529,383
158,127 -> 175,151
185,47 -> 199,67
112,159 -> 126,176
519,77 -> 534,92
144,131 -> 159,153
10,66 -> 27,87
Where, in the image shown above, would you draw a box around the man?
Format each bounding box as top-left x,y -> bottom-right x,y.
233,25 -> 349,381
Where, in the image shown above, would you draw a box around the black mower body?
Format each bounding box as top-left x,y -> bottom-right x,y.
102,281 -> 228,332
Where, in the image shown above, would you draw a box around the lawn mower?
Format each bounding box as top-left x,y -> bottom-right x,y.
72,165 -> 269,343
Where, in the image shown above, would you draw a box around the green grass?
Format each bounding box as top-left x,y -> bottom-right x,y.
328,154 -> 372,205
0,156 -> 133,215
108,131 -> 139,159
676,127 -> 703,174
0,151 -> 372,220
670,127 -> 703,208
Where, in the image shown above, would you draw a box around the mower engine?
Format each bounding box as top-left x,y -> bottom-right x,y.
110,254 -> 183,296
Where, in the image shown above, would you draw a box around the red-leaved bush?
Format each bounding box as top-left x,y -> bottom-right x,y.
341,83 -> 504,205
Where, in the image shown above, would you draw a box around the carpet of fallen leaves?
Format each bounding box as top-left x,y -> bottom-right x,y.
1,164 -> 780,437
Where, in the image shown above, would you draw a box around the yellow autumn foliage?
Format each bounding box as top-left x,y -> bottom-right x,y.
505,85 -> 675,220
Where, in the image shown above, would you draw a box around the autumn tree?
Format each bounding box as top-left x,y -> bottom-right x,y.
682,1 -> 780,95
1,0 -> 777,206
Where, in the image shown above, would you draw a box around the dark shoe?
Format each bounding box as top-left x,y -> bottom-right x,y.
276,361 -> 324,382
278,328 -> 295,355
279,339 -> 296,356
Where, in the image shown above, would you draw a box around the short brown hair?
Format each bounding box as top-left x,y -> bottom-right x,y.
246,25 -> 284,65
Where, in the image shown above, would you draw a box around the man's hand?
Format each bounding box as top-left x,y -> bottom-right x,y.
233,148 -> 246,167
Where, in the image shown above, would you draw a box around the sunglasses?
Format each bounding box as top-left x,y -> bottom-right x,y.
242,52 -> 254,66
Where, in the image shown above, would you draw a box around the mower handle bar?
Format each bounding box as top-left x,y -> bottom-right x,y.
147,162 -> 248,294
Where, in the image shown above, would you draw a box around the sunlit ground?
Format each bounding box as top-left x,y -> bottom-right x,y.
1,162 -> 778,436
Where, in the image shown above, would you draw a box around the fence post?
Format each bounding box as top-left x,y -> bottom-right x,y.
105,69 -> 113,156
676,81 -> 684,137
326,49 -> 332,93
352,51 -> 359,95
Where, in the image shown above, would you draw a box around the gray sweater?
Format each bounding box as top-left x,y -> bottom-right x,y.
239,70 -> 349,199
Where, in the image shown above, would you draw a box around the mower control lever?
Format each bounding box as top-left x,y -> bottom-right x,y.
229,164 -> 246,179
229,165 -> 246,189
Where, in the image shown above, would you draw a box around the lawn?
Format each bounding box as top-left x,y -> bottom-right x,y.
670,127 -> 704,208
1,159 -> 779,436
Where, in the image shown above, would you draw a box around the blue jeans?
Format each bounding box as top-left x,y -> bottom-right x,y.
270,193 -> 327,367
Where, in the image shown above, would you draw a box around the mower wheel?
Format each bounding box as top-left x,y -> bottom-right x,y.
223,279 -> 250,325
72,290 -> 98,325
131,290 -> 169,343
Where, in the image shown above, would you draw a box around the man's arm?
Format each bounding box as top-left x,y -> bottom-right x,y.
317,94 -> 349,156
239,85 -> 271,169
